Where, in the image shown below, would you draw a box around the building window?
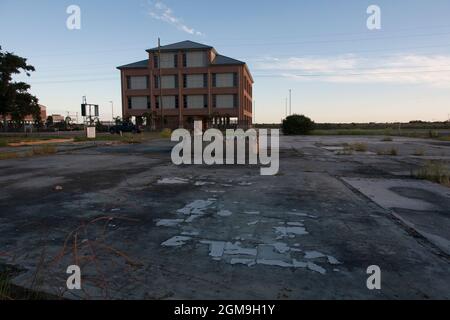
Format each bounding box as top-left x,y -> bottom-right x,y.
233,94 -> 238,108
174,54 -> 178,68
175,95 -> 179,109
155,96 -> 159,109
233,73 -> 238,87
182,53 -> 187,67
214,73 -> 235,88
128,96 -> 149,110
212,94 -> 217,108
184,95 -> 207,109
184,74 -> 206,88
185,51 -> 207,67
153,55 -> 159,68
154,76 -> 159,89
212,74 -> 216,87
214,95 -> 235,108
127,76 -> 148,90
147,96 -> 151,109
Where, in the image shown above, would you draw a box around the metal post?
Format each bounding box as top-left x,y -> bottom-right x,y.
158,38 -> 164,129
289,89 -> 292,116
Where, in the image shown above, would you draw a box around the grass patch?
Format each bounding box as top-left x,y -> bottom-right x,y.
0,135 -> 66,147
377,148 -> 398,156
160,128 -> 172,139
350,142 -> 368,152
0,152 -> 20,160
29,145 -> 57,156
73,132 -> 163,144
414,161 -> 450,187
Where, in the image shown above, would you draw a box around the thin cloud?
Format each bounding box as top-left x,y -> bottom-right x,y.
148,1 -> 203,36
254,54 -> 450,88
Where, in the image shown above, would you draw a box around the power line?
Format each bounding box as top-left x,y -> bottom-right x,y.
254,68 -> 450,78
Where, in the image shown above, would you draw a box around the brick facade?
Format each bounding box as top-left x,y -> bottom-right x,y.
117,41 -> 253,129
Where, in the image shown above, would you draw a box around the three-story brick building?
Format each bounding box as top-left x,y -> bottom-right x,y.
117,40 -> 253,129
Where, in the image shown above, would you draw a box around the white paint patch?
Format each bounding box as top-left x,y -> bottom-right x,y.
238,182 -> 253,186
217,210 -> 233,217
327,256 -> 342,265
245,211 -> 260,215
200,240 -> 225,257
272,242 -> 290,254
287,222 -> 304,227
161,236 -> 191,247
181,231 -> 200,236
177,200 -> 214,216
157,177 -> 189,185
304,251 -> 326,259
307,262 -> 326,274
247,220 -> 259,226
224,242 -> 257,256
155,219 -> 184,227
194,181 -> 216,186
274,226 -> 309,238
230,258 -> 256,267
292,259 -> 308,268
257,259 -> 293,268
289,212 -> 318,219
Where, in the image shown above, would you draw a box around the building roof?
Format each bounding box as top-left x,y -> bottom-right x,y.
117,59 -> 149,70
146,40 -> 213,52
212,54 -> 245,66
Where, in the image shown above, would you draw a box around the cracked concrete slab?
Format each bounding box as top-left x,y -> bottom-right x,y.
0,135 -> 449,299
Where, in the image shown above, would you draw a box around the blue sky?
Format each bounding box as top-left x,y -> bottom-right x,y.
1,0 -> 450,123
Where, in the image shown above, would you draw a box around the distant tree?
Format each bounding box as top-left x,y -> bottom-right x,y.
282,114 -> 315,135
46,115 -> 54,127
114,116 -> 122,125
0,46 -> 40,130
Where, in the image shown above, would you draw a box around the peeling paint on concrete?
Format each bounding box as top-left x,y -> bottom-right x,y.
157,177 -> 189,185
155,219 -> 184,227
217,210 -> 233,217
161,236 -> 192,247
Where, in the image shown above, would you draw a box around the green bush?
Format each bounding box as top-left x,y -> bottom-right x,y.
282,115 -> 315,135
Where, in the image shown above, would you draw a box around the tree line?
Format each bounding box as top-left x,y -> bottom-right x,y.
0,46 -> 41,129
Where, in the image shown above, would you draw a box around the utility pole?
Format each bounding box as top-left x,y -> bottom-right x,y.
109,101 -> 114,122
289,89 -> 292,116
253,100 -> 256,124
158,37 -> 164,129
285,98 -> 288,118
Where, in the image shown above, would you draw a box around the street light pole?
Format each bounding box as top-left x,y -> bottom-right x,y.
109,101 -> 114,122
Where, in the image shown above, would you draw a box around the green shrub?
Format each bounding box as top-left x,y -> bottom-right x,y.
415,161 -> 450,186
160,128 -> 172,138
282,115 -> 315,135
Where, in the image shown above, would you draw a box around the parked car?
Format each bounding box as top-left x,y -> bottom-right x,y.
109,123 -> 141,134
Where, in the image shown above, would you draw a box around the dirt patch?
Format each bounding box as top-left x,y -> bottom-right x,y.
8,139 -> 73,147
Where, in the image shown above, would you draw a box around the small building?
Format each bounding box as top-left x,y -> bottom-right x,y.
50,114 -> 65,123
0,104 -> 47,124
117,40 -> 253,129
